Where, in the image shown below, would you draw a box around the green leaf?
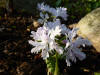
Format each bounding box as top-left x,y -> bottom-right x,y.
12,26 -> 16,28
46,55 -> 56,75
94,72 -> 100,75
56,0 -> 62,6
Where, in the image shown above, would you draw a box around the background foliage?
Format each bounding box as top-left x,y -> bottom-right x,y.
54,0 -> 100,23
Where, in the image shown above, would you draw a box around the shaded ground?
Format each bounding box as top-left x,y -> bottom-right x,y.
0,9 -> 100,75
0,11 -> 47,75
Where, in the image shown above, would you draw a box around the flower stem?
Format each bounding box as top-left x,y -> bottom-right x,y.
54,53 -> 60,75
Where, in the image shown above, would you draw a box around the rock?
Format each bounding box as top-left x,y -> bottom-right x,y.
33,20 -> 40,28
77,8 -> 100,52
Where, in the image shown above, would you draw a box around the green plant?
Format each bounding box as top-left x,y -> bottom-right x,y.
55,0 -> 100,23
94,72 -> 100,75
28,3 -> 91,75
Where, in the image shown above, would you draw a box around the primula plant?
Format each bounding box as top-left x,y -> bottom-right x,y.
28,3 -> 91,75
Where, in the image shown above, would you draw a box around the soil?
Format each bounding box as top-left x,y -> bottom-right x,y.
0,8 -> 100,75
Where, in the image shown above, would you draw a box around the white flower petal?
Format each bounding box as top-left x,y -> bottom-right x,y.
73,48 -> 86,60
40,12 -> 44,18
45,13 -> 49,19
66,59 -> 71,66
28,40 -> 39,46
55,45 -> 63,54
31,47 -> 40,53
41,50 -> 49,59
65,42 -> 70,48
38,19 -> 43,24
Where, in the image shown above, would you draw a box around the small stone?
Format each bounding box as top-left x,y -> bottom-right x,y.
33,20 -> 40,28
3,50 -> 9,54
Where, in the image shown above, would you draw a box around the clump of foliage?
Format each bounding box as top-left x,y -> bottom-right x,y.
55,0 -> 100,23
28,3 -> 91,75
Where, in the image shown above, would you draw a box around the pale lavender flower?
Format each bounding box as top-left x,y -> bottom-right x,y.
29,26 -> 63,59
53,7 -> 67,20
65,46 -> 86,66
61,24 -> 70,34
37,3 -> 68,20
49,26 -> 61,40
37,2 -> 50,11
74,37 -> 91,47
29,27 -> 51,59
38,12 -> 49,24
64,28 -> 91,66
46,19 -> 61,29
48,7 -> 67,20
46,19 -> 69,35
48,8 -> 56,15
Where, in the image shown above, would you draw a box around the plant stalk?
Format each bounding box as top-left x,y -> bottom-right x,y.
54,53 -> 59,75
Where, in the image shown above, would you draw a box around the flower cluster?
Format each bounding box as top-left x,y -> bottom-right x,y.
64,28 -> 91,66
29,25 -> 63,59
37,3 -> 67,20
29,3 -> 91,66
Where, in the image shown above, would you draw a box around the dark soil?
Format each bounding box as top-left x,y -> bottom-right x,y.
0,9 -> 100,75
